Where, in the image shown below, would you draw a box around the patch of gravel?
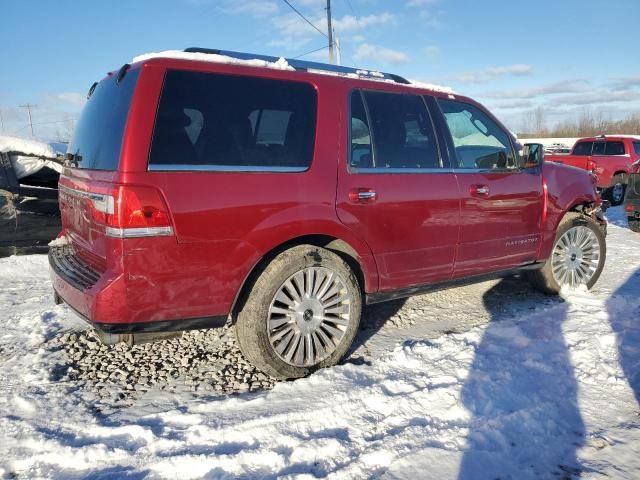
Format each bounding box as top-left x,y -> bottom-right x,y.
47,290 -> 476,406
49,324 -> 279,404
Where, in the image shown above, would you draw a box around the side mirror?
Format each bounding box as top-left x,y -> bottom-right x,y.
521,143 -> 544,168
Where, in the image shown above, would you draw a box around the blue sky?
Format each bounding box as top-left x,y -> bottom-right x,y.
2,0 -> 639,140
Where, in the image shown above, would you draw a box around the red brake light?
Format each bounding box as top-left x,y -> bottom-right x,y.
90,185 -> 173,238
586,159 -> 597,172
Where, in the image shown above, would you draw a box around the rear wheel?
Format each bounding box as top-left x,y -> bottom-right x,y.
528,212 -> 606,294
603,174 -> 626,206
235,245 -> 362,379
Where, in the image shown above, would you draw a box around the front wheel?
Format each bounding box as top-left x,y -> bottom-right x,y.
528,212 -> 606,294
235,245 -> 362,379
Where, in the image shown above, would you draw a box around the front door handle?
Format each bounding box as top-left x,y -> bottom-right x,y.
470,184 -> 490,197
349,188 -> 377,203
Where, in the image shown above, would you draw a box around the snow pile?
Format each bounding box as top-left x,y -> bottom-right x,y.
0,135 -> 56,158
0,134 -> 63,178
132,50 -> 294,71
0,206 -> 639,479
47,236 -> 69,248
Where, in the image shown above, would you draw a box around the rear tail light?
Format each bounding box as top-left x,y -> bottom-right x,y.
90,185 -> 173,238
626,204 -> 635,213
586,159 -> 597,173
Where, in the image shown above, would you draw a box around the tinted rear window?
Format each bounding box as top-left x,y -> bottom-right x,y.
605,141 -> 625,155
68,68 -> 140,170
149,70 -> 317,171
573,141 -> 593,156
634,142 -> 640,155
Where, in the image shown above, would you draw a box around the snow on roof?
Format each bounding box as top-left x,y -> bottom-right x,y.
132,50 -> 454,94
0,134 -> 56,158
132,50 -> 294,71
407,79 -> 455,95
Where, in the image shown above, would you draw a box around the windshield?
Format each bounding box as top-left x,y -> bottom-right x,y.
67,68 -> 140,170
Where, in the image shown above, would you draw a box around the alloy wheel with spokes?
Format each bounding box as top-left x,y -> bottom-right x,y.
551,225 -> 601,288
235,245 -> 361,379
267,267 -> 352,367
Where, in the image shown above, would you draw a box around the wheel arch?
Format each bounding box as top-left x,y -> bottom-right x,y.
230,233 -> 376,322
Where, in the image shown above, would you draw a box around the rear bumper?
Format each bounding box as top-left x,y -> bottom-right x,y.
49,245 -> 228,334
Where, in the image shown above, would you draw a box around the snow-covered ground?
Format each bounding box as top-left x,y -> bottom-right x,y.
1,207 -> 639,479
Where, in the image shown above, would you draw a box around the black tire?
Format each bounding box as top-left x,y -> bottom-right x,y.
235,245 -> 362,379
602,174 -> 627,206
527,212 -> 606,295
629,218 -> 640,233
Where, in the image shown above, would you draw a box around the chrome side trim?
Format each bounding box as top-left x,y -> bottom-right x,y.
451,168 -> 524,174
147,164 -> 308,173
350,167 -> 455,174
58,184 -> 114,213
105,226 -> 174,238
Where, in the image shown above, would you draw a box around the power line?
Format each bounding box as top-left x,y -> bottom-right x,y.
18,104 -> 37,137
279,0 -> 328,39
344,0 -> 361,29
292,44 -> 331,59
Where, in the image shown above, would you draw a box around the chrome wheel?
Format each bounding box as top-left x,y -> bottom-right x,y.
612,183 -> 624,204
267,267 -> 352,367
551,225 -> 601,287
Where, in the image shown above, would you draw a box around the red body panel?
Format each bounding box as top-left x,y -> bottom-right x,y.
51,56 -> 603,329
537,162 -> 599,259
546,136 -> 639,188
453,170 -> 542,277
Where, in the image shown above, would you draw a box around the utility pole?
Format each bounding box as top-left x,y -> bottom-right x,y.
335,35 -> 342,65
326,0 -> 334,64
0,109 -> 4,132
19,104 -> 36,137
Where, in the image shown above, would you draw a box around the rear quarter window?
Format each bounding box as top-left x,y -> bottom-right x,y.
149,70 -> 317,171
68,68 -> 140,170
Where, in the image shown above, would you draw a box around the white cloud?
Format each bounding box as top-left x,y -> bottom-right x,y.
354,43 -> 409,65
483,80 -> 591,99
55,92 -> 86,107
451,64 -> 533,84
333,13 -> 397,34
219,1 -> 279,17
270,11 -> 397,52
608,75 -> 640,92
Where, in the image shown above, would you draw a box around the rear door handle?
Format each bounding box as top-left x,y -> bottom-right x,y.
349,188 -> 377,203
470,184 -> 490,197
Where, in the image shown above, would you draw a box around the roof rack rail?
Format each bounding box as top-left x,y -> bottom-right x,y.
184,47 -> 411,85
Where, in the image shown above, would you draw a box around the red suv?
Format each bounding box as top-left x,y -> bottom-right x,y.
546,135 -> 640,206
50,48 -> 607,379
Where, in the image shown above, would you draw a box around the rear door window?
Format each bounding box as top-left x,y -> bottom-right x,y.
349,90 -> 440,170
573,141 -> 593,156
605,141 -> 625,155
68,68 -> 140,170
634,142 -> 640,155
592,142 -> 606,155
437,99 -> 517,170
149,71 -> 317,171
